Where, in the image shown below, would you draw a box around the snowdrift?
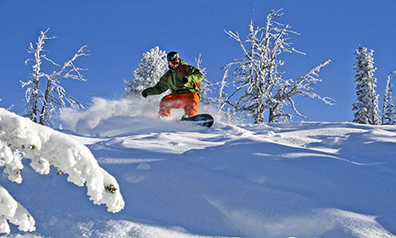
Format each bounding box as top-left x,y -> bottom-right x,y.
0,98 -> 395,237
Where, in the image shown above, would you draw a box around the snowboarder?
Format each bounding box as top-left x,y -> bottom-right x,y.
142,51 -> 203,118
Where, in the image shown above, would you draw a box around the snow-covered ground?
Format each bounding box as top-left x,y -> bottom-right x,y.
1,97 -> 396,237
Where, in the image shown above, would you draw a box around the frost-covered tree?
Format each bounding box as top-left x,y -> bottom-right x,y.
217,64 -> 240,122
217,64 -> 230,113
22,28 -> 87,127
382,70 -> 396,125
0,108 -> 124,234
124,46 -> 167,97
352,46 -> 381,125
222,9 -> 333,124
39,45 -> 88,126
384,85 -> 396,125
22,28 -> 55,123
195,54 -> 217,107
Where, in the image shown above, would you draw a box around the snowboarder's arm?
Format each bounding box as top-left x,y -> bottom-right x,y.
143,75 -> 169,96
185,66 -> 203,84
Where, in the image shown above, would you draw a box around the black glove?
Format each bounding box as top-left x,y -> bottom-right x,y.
182,77 -> 189,84
142,91 -> 148,98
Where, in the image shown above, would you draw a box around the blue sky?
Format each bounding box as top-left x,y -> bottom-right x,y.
1,0 -> 396,123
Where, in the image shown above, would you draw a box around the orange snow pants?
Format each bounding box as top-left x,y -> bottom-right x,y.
158,93 -> 199,118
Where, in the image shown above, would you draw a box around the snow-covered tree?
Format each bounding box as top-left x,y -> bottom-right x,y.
352,46 -> 381,125
382,70 -> 396,125
384,85 -> 396,125
217,65 -> 230,112
22,28 -> 55,123
124,46 -> 167,97
217,64 -> 236,121
39,45 -> 88,126
22,28 -> 87,127
195,54 -> 217,107
0,108 -> 125,234
223,9 -> 333,124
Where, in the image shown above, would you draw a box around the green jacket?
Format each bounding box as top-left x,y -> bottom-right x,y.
143,59 -> 203,98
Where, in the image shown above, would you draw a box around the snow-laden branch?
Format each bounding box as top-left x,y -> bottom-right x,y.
0,108 -> 124,233
266,59 -> 334,122
290,59 -> 334,104
0,141 -> 35,234
0,184 -> 35,234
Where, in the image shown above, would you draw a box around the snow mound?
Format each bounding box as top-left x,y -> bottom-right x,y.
1,98 -> 396,237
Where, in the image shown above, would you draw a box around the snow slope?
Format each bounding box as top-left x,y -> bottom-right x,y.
1,97 -> 396,237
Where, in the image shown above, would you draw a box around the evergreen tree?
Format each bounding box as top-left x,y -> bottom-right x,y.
382,70 -> 395,124
384,84 -> 396,125
124,46 -> 167,97
352,46 -> 381,125
382,70 -> 396,125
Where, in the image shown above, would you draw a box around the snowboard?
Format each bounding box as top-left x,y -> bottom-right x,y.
180,114 -> 214,128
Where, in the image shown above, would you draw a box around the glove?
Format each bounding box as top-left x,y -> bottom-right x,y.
142,91 -> 148,98
182,77 -> 189,84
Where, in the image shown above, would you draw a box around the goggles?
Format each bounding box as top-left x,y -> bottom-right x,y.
169,60 -> 179,67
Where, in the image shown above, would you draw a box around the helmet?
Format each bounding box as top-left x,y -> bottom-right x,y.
167,51 -> 180,62
167,51 -> 180,69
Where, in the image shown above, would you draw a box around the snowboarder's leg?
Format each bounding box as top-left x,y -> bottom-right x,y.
158,94 -> 183,118
182,93 -> 199,117
158,93 -> 199,118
